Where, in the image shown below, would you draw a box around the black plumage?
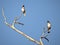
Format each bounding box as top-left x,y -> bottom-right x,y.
15,22 -> 24,25
41,36 -> 49,42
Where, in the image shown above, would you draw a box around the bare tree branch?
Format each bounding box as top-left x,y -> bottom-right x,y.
2,8 -> 7,23
12,11 -> 22,26
2,8 -> 44,45
40,39 -> 44,45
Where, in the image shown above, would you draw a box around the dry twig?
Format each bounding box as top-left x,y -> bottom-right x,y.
2,8 -> 44,45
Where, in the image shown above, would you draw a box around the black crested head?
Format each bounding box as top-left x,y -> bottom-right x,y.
47,20 -> 50,23
22,5 -> 24,7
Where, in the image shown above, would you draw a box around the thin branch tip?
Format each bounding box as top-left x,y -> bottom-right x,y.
2,8 -> 7,23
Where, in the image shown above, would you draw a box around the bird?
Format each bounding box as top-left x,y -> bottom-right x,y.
47,20 -> 51,33
21,4 -> 26,16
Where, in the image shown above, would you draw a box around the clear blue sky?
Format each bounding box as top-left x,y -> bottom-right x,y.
0,0 -> 60,45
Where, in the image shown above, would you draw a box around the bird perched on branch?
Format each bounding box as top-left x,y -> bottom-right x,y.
21,4 -> 26,16
47,20 -> 51,33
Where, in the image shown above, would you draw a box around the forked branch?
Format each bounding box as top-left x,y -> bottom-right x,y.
2,8 -> 44,45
